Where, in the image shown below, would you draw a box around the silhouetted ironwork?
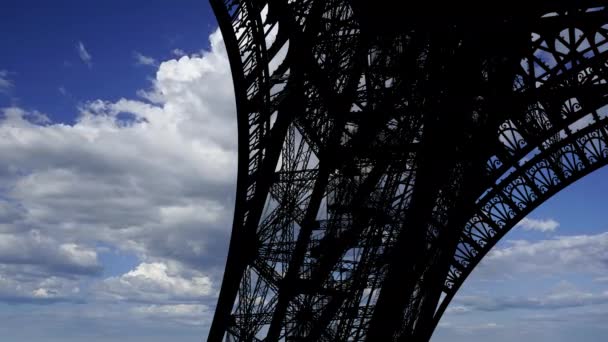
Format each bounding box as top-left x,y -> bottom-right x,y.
208,1 -> 608,340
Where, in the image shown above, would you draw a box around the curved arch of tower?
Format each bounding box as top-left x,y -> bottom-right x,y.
207,1 -> 608,341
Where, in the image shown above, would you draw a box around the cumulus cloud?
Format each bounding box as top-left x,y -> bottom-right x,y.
0,231 -> 101,275
76,41 -> 92,67
1,106 -> 50,126
515,217 -> 559,232
133,52 -> 157,66
0,28 -> 236,306
97,262 -> 213,303
0,70 -> 13,93
0,259 -> 87,304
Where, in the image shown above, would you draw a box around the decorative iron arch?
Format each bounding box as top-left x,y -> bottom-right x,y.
434,7 -> 608,331
207,1 -> 608,341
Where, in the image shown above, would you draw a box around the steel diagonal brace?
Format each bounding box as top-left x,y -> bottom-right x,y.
264,1 -> 368,339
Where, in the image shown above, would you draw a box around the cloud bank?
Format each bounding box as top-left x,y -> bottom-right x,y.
0,29 -> 236,333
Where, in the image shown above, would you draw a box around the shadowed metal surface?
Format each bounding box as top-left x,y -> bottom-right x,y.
208,1 -> 608,341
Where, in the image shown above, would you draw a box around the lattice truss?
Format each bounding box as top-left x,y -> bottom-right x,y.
208,1 -> 608,341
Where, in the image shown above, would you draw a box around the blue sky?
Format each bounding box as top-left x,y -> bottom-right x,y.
433,168 -> 608,341
0,1 -> 231,340
1,1 -> 608,341
0,0 -> 217,122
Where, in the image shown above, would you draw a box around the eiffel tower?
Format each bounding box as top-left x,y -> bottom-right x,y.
207,1 -> 608,340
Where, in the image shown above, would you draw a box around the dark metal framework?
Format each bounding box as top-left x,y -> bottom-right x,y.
208,1 -> 608,340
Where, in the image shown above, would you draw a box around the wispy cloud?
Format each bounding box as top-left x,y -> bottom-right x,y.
516,217 -> 559,232
131,304 -> 210,326
58,86 -> 76,101
479,231 -> 608,277
76,41 -> 92,67
453,283 -> 608,312
0,70 -> 13,93
133,52 -> 156,66
171,48 -> 186,57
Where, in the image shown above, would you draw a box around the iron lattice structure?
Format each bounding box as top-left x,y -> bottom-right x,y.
208,1 -> 608,341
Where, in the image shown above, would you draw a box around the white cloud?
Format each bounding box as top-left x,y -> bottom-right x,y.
0,70 -> 13,93
97,262 -> 213,303
0,231 -> 100,275
435,321 -> 503,337
171,48 -> 186,57
440,228 -> 608,340
77,41 -> 92,67
515,217 -> 559,232
445,305 -> 472,314
0,28 -> 235,258
0,28 -> 235,307
0,269 -> 82,303
133,52 -> 156,66
1,106 -> 50,125
453,282 -> 608,312
131,303 -> 210,326
443,230 -> 608,338
476,232 -> 608,278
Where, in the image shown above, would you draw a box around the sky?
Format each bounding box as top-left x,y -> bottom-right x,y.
1,1 -> 608,341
